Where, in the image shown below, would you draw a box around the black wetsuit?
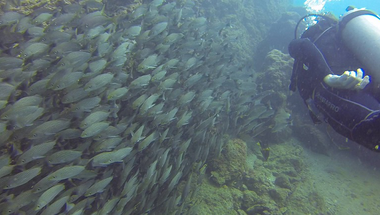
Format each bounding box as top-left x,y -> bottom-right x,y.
288,22 -> 380,152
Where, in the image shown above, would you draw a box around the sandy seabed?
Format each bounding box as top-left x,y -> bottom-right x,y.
304,148 -> 380,215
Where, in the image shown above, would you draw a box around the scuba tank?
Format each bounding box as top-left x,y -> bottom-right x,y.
339,8 -> 380,86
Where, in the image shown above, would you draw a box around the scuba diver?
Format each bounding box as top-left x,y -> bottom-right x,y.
288,6 -> 380,152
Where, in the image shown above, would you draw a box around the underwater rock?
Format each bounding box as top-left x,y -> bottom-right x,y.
186,179 -> 243,215
209,138 -> 247,186
292,117 -> 332,155
257,49 -> 293,108
268,188 -> 290,207
274,174 -> 292,189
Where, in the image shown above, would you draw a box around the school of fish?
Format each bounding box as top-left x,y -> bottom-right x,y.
0,0 -> 291,214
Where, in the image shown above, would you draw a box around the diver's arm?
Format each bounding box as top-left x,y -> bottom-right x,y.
289,38 -> 370,90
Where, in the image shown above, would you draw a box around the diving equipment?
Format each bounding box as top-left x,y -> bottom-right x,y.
339,8 -> 380,86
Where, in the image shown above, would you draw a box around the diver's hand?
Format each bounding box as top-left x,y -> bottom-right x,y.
323,68 -> 370,90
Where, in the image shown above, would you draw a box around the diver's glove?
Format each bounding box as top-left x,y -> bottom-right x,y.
323,68 -> 370,90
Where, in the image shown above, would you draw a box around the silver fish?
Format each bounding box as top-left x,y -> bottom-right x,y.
81,122 -> 109,138
52,71 -> 83,91
33,13 -> 53,25
147,102 -> 164,117
16,16 -> 32,33
138,54 -> 158,72
84,176 -> 113,197
139,94 -> 160,115
40,195 -> 69,215
93,137 -> 123,152
107,87 -> 128,101
84,73 -> 114,92
28,120 -> 70,139
61,87 -> 89,104
168,171 -> 182,192
0,165 -> 14,179
27,79 -> 49,96
0,83 -> 15,100
132,94 -> 148,109
48,166 -> 85,181
3,167 -> 41,189
57,128 -> 82,140
149,22 -> 168,38
71,96 -> 101,113
184,73 -> 203,88
17,141 -> 56,165
88,59 -> 107,75
92,147 -> 132,167
158,78 -> 176,91
81,11 -> 111,29
190,17 -> 207,27
164,58 -> 179,69
138,131 -> 157,151
159,164 -> 172,185
178,91 -> 196,106
176,111 -> 192,128
184,57 -> 197,71
51,42 -> 82,58
131,124 -> 145,145
151,70 -> 167,83
125,25 -> 142,38
4,190 -> 35,214
47,150 -> 82,165
35,184 -> 65,211
100,197 -> 120,214
80,111 -> 110,129
58,51 -> 91,68
13,95 -> 42,108
22,42 -> 49,59
0,57 -> 23,70
163,33 -> 183,45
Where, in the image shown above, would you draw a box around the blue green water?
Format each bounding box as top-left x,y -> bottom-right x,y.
293,0 -> 380,16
